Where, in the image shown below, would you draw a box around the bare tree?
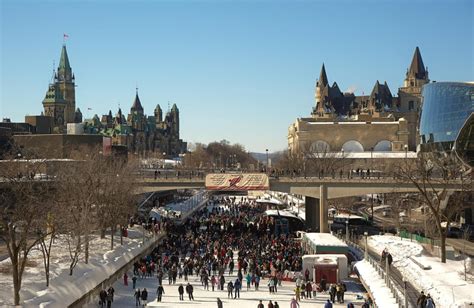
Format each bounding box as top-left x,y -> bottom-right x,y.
395,152 -> 471,263
0,157 -> 52,305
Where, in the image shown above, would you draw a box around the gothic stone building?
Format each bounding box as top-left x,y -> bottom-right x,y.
88,90 -> 187,157
42,45 -> 82,132
288,47 -> 429,155
41,45 -> 186,157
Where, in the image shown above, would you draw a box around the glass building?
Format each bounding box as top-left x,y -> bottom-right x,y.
420,82 -> 474,160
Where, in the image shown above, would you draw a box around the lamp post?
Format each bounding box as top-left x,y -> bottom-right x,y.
345,220 -> 349,242
370,147 -> 374,220
265,149 -> 269,173
404,144 -> 408,168
364,231 -> 368,260
341,149 -> 345,178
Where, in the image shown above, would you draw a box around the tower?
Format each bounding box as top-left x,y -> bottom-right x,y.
42,83 -> 66,128
55,45 -> 76,124
154,104 -> 163,124
315,63 -> 329,109
398,46 -> 430,151
404,46 -> 429,88
170,104 -> 179,139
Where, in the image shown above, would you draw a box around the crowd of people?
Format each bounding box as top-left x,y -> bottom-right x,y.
102,194 -> 372,307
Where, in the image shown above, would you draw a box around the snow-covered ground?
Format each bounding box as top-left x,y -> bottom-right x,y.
0,227 -> 160,307
368,235 -> 474,308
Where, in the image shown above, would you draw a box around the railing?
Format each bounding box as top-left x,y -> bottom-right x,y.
340,233 -> 415,308
399,230 -> 440,247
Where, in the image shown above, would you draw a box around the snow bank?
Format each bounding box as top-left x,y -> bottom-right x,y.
368,235 -> 474,308
0,228 -> 161,307
354,260 -> 398,308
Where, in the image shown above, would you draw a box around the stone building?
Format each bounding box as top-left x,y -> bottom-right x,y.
288,47 -> 429,155
42,45 -> 82,131
87,90 -> 187,157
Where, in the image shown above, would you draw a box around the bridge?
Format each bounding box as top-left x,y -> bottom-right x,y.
136,174 -> 464,233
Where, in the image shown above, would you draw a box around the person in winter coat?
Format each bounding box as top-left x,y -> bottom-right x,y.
134,289 -> 141,307
156,285 -> 164,302
234,278 -> 241,299
217,297 -> 223,308
211,275 -> 216,291
123,273 -> 128,286
290,297 -> 300,308
257,300 -> 264,308
417,291 -> 427,307
425,294 -> 435,308
312,281 -> 318,298
178,284 -> 184,300
140,288 -> 148,307
329,284 -> 337,303
274,301 -> 280,308
267,300 -> 274,308
227,281 -> 234,298
220,275 -> 226,291
132,275 -> 138,289
186,282 -> 194,300
106,289 -> 113,308
99,289 -> 107,308
305,281 -> 312,298
246,273 -> 252,290
324,299 -> 333,308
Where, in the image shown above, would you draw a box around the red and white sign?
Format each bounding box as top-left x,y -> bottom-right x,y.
205,173 -> 269,191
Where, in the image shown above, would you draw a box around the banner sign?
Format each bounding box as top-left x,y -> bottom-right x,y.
205,173 -> 269,191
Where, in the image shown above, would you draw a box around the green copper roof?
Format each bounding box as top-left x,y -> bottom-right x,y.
42,84 -> 65,105
59,45 -> 71,71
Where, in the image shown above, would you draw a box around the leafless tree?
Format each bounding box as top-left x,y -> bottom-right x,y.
395,152 -> 472,263
0,156 -> 52,305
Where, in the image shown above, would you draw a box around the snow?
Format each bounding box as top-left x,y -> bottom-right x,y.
304,233 -> 348,248
0,228 -> 161,307
368,235 -> 474,308
354,260 -> 399,308
0,194 -> 208,307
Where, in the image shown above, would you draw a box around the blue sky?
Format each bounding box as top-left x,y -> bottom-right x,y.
1,0 -> 473,152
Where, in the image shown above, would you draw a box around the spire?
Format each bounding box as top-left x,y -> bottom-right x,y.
318,63 -> 329,87
155,104 -> 162,112
171,103 -> 178,112
57,45 -> 73,82
408,47 -> 427,79
131,88 -> 144,113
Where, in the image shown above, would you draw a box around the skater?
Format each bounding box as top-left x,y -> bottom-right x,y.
132,275 -> 137,289
140,288 -> 148,307
99,289 -> 107,308
156,285 -> 164,302
178,284 -> 184,301
234,278 -> 241,299
227,281 -> 234,299
217,297 -> 223,308
134,289 -> 141,307
186,282 -> 194,300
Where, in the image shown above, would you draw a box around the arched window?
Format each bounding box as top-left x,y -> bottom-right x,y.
310,140 -> 330,153
341,140 -> 364,152
374,140 -> 392,151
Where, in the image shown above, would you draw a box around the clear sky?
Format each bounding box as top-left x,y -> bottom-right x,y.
1,0 -> 473,152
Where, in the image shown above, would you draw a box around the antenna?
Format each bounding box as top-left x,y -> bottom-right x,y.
50,60 -> 56,83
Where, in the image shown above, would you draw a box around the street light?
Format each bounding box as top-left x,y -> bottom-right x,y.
364,231 -> 368,260
265,149 -> 269,173
404,144 -> 408,169
341,149 -> 345,178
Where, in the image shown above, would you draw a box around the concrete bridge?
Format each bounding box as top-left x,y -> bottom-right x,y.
136,175 -> 464,232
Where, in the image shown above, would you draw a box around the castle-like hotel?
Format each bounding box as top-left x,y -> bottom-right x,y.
288,47 -> 429,154
1,45 -> 186,158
